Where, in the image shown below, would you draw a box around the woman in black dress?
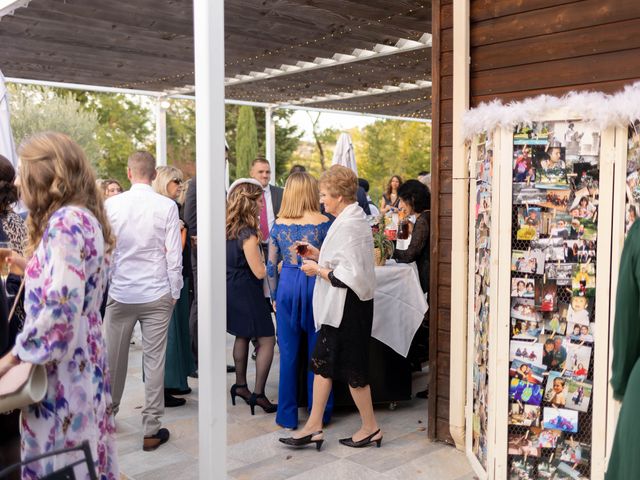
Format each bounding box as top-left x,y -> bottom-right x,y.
226,179 -> 276,414
379,175 -> 402,214
279,165 -> 381,451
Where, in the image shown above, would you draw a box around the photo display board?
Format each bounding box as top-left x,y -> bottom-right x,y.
625,122 -> 640,235
507,121 -> 599,480
472,133 -> 493,469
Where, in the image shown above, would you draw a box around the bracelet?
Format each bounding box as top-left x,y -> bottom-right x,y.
316,268 -> 323,278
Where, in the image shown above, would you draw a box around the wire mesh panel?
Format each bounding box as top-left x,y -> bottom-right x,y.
506,121 -> 600,480
625,123 -> 640,234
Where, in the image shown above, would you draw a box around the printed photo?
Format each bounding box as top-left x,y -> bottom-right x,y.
531,238 -> 565,262
565,343 -> 592,378
542,407 -> 579,433
513,145 -> 535,183
512,318 -> 542,341
567,322 -> 594,343
512,249 -> 546,275
534,427 -> 563,449
510,359 -> 547,385
545,263 -> 573,286
537,458 -> 558,478
564,239 -> 596,263
554,461 -> 588,480
509,455 -> 536,480
517,206 -> 542,240
511,277 -> 536,298
564,378 -> 593,412
537,282 -> 557,312
514,122 -> 552,143
548,213 -> 573,238
567,294 -> 590,326
556,439 -> 591,467
508,432 -> 541,457
510,378 -> 544,405
543,311 -> 567,335
510,340 -> 544,367
572,264 -> 596,297
539,189 -> 571,210
509,402 -> 541,427
571,162 -> 599,192
544,371 -> 569,407
513,183 -> 547,205
511,298 -> 540,322
541,335 -> 568,371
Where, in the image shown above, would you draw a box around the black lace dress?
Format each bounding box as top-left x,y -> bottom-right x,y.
310,272 -> 374,388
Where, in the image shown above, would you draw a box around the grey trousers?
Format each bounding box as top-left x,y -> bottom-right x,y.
104,292 -> 174,436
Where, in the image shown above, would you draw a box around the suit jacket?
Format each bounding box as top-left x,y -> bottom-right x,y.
184,176 -> 197,237
270,184 -> 283,218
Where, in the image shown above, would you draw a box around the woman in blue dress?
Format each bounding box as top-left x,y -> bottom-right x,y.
268,173 -> 333,429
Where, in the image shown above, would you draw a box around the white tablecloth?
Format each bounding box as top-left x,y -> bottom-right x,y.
372,260 -> 428,357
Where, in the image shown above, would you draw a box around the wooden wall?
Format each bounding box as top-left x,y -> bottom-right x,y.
429,0 -> 640,444
428,0 -> 453,444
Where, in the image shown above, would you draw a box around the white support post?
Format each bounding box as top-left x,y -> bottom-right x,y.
265,106 -> 276,185
193,1 -> 226,478
155,97 -> 168,166
449,0 -> 470,450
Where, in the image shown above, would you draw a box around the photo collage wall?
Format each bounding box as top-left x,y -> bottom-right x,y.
626,122 -> 640,234
508,121 -> 599,480
472,133 -> 493,469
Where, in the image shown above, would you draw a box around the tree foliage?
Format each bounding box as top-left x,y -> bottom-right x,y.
234,106 -> 259,178
8,84 -> 101,164
166,98 -> 196,177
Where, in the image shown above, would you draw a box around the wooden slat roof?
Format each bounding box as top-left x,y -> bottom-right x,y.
0,0 -> 431,118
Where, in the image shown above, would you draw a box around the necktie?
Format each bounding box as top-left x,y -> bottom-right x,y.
260,190 -> 269,241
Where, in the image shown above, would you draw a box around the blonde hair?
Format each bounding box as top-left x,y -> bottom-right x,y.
319,165 -> 358,202
152,165 -> 183,199
178,178 -> 191,205
18,132 -> 115,256
278,172 -> 320,219
226,182 -> 263,241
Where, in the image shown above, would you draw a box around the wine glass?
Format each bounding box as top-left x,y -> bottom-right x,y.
0,242 -> 12,288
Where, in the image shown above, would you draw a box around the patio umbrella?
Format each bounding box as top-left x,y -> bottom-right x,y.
332,132 -> 358,175
0,70 -> 18,167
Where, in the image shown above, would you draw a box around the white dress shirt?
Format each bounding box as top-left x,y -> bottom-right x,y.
106,183 -> 183,304
263,185 -> 276,231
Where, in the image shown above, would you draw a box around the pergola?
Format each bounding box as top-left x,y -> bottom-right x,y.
0,0 -> 432,476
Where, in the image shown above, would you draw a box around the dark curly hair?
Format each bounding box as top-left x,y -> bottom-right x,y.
0,154 -> 18,214
397,179 -> 430,213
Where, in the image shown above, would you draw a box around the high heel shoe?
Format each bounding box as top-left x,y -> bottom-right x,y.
230,384 -> 251,406
248,393 -> 277,415
339,429 -> 383,448
279,431 -> 324,451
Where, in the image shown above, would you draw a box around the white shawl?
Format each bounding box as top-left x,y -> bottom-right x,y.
313,202 -> 376,331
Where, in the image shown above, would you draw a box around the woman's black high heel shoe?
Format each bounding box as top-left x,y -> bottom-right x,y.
279,431 -> 324,451
230,384 -> 251,406
248,393 -> 277,415
339,429 -> 383,448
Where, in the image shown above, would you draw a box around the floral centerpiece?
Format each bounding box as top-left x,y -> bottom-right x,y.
372,214 -> 394,266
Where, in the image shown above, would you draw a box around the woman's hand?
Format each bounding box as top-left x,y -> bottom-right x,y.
0,352 -> 19,379
6,252 -> 27,276
301,259 -> 320,277
272,300 -> 277,313
295,242 -> 320,261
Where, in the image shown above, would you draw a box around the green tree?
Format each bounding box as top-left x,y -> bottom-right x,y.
8,84 -> 101,163
166,98 -> 196,177
235,106 -> 259,178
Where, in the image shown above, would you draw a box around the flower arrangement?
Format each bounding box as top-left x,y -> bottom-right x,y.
372,214 -> 394,266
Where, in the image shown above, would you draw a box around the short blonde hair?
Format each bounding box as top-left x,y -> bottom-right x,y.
319,165 -> 357,202
153,165 -> 183,198
279,172 -> 320,219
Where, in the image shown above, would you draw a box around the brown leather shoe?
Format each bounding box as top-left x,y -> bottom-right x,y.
143,427 -> 170,451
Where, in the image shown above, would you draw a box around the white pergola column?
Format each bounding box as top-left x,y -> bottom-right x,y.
155,97 -> 168,166
193,1 -> 226,478
265,106 -> 276,185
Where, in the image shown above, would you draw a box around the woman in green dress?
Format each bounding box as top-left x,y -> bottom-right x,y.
607,220 -> 640,479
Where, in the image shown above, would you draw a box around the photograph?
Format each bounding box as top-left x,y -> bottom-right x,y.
531,238 -> 565,263
541,335 -> 569,371
567,322 -> 594,343
565,343 -> 592,378
544,371 -> 568,407
537,458 -> 558,478
556,439 -> 591,467
514,122 -> 552,143
544,263 -> 574,286
513,145 -> 535,183
547,212 -> 573,238
510,359 -> 547,385
539,189 -> 571,211
510,340 -> 544,367
510,378 -> 544,405
512,249 -> 546,275
508,432 -> 541,457
511,298 -> 540,322
534,428 -> 563,449
509,455 -> 536,480
517,206 -> 542,240
571,264 -> 596,297
513,183 -> 547,205
537,282 -> 557,312
542,407 -> 579,433
512,277 -> 536,298
509,402 -> 541,427
564,240 -> 596,263
533,143 -> 570,189
567,294 -> 590,326
554,461 -> 588,480
543,311 -> 567,335
512,318 -> 542,341
571,162 -> 599,192
564,378 -> 593,412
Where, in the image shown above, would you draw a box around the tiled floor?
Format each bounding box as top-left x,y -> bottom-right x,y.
115,336 -> 475,480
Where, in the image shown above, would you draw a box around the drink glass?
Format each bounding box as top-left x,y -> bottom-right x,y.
0,242 -> 11,282
296,243 -> 308,256
397,220 -> 410,240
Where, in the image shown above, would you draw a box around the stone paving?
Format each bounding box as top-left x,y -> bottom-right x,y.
115,336 -> 475,480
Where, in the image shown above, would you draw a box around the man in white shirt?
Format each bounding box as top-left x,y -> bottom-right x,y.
104,151 -> 183,452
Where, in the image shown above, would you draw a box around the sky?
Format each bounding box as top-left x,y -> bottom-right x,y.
287,109 -> 378,142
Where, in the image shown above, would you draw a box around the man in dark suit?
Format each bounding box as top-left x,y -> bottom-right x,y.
250,157 -> 283,232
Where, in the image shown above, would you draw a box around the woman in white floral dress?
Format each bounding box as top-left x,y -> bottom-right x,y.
0,132 -> 118,479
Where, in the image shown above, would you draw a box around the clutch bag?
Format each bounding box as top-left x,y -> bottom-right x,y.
0,362 -> 47,414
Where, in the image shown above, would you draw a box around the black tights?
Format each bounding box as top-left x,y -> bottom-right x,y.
233,336 -> 275,395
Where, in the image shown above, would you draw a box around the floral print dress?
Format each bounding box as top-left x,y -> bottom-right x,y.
12,206 -> 118,480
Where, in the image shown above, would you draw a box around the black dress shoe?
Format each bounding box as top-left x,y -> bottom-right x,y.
279,431 -> 324,451
164,393 -> 186,407
415,389 -> 428,399
227,365 -> 236,373
339,429 -> 383,448
165,387 -> 192,396
188,370 -> 198,379
143,428 -> 170,451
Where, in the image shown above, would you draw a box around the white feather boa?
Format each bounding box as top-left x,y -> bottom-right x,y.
463,81 -> 640,140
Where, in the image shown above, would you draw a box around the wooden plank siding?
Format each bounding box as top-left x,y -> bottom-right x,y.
429,0 -> 454,444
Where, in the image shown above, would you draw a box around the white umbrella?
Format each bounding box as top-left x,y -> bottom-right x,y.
0,70 -> 18,167
332,132 -> 358,175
